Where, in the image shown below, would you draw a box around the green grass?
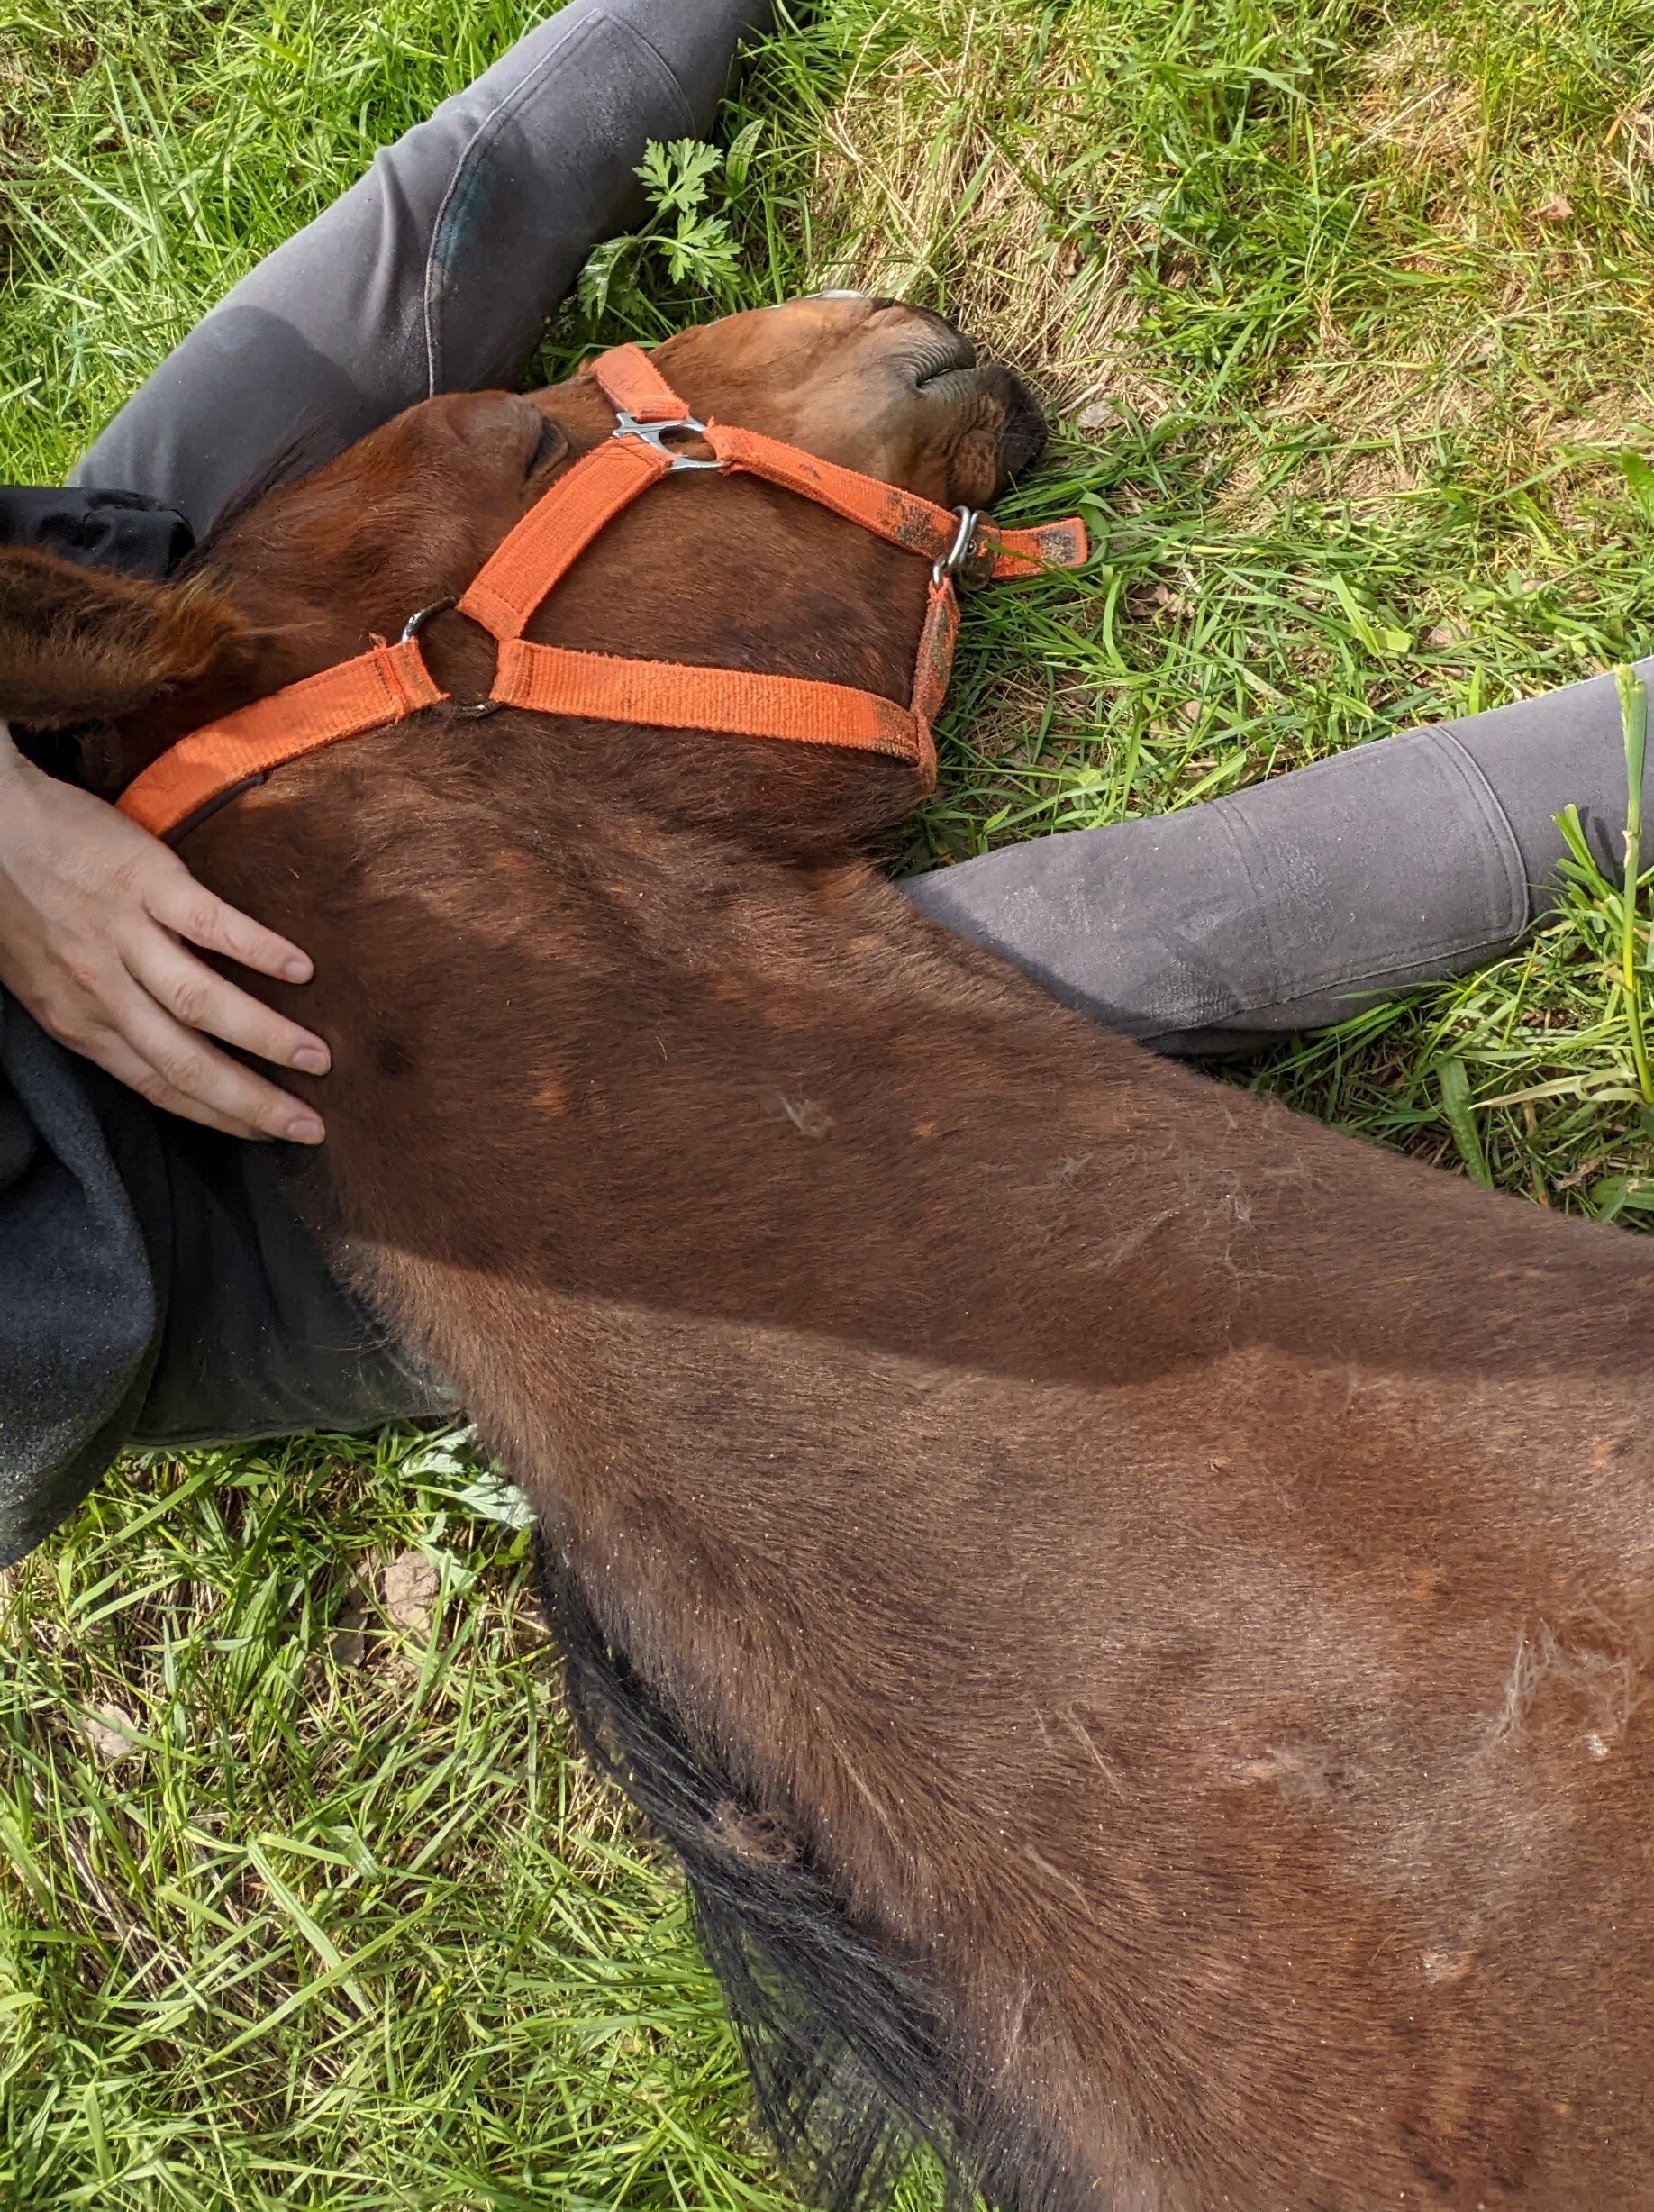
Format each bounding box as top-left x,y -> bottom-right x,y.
9,0 -> 1654,2201
1,1428 -> 795,2210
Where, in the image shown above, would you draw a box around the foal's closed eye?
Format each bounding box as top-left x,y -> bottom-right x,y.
526,414 -> 570,478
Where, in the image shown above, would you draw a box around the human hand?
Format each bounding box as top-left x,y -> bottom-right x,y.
0,724 -> 328,1142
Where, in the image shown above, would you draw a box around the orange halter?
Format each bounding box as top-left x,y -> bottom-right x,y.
117,344 -> 1088,842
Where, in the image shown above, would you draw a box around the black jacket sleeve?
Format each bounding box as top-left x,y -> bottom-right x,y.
0,482 -> 181,1561
0,486 -> 193,579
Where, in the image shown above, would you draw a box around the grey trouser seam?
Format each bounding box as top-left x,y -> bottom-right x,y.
617,12 -> 716,110
421,9 -> 694,394
1432,723 -> 1535,937
1129,934 -> 1519,1042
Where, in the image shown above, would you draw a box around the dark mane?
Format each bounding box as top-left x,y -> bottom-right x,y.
541,1545 -> 1071,2212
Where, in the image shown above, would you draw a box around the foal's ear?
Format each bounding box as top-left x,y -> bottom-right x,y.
0,545 -> 249,730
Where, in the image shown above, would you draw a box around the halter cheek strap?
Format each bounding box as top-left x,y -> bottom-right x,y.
118,341 -> 1088,842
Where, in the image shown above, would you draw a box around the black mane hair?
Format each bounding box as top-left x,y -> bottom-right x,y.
539,1545 -> 1069,2212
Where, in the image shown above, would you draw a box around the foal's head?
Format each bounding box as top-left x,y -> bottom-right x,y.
638,291 -> 1048,499
5,298 -> 1050,854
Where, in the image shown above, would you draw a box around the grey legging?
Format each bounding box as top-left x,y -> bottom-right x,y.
59,0 -> 1636,1459
906,686 -> 1630,1053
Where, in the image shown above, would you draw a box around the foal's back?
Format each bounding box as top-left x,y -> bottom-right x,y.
297,775 -> 1654,2207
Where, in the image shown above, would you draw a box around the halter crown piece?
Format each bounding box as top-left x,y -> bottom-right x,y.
117,343 -> 1089,842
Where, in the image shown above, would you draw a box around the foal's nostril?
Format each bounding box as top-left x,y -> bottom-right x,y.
914,352 -> 978,390
861,296 -> 977,385
913,331 -> 980,387
1000,374 -> 1049,478
968,364 -> 1048,482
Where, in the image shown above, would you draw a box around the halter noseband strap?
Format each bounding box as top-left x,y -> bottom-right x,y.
117,341 -> 1088,843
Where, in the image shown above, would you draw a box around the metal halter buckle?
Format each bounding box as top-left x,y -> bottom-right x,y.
612,411 -> 722,471
932,505 -> 989,588
401,599 -> 502,718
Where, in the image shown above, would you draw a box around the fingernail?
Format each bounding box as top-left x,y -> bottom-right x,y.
282,956 -> 314,984
286,1114 -> 325,1144
293,1045 -> 330,1075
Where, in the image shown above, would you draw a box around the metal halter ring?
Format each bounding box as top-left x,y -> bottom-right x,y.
613,412 -> 722,472
932,505 -> 987,587
401,599 -> 502,718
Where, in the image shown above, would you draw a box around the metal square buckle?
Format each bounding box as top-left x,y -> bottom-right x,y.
612,412 -> 722,472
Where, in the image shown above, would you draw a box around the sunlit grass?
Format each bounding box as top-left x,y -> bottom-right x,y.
7,0 -> 1654,2200
1,1429 -> 797,2210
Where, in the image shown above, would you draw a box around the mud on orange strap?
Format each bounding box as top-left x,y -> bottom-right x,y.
119,637 -> 446,840
983,515 -> 1090,578
705,423 -> 1086,581
911,579 -> 959,734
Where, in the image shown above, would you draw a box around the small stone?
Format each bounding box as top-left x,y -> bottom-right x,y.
83,1704 -> 142,1762
382,1548 -> 440,1634
1077,396 -> 1122,433
1534,191 -> 1573,224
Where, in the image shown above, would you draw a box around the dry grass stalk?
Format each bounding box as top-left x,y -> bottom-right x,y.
799,3 -> 1158,416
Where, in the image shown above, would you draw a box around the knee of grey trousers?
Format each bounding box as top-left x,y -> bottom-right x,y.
70,0 -> 776,535
904,657 -> 1644,1055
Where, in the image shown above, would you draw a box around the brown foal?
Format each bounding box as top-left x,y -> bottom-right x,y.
9,296 -> 1654,2210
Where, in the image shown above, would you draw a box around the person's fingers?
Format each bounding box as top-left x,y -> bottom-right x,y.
75,1027 -> 268,1142
32,978 -> 304,1142
142,861 -> 316,985
107,980 -> 326,1143
0,742 -> 333,1136
125,930 -> 332,1075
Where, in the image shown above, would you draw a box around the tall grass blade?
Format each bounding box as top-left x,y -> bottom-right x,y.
1615,663 -> 1653,1106
1436,1057 -> 1492,1187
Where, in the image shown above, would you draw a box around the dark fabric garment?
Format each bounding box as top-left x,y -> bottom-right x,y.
0,983 -> 459,1567
121,1124 -> 458,1453
0,998 -> 159,1562
0,486 -> 193,582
